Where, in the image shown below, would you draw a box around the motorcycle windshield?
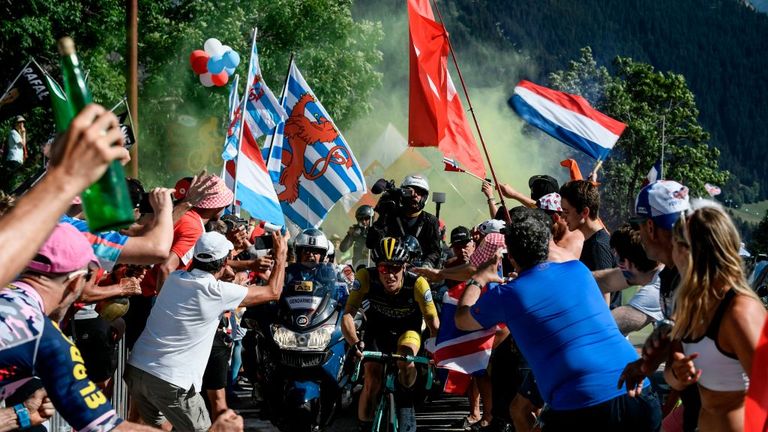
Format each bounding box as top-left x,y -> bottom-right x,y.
281,265 -> 344,330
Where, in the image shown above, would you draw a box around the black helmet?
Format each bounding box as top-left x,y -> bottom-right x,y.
402,235 -> 422,262
355,205 -> 374,221
372,237 -> 410,264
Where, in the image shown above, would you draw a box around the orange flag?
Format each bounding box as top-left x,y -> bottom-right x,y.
560,159 -> 583,181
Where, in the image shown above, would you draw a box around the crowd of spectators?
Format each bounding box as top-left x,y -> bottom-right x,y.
0,103 -> 765,432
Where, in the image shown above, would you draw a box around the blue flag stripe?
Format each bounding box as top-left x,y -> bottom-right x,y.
511,94 -> 611,160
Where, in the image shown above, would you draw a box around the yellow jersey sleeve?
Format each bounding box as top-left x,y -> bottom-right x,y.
413,276 -> 438,320
346,268 -> 371,312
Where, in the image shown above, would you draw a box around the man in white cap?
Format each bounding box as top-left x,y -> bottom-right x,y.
598,180 -> 701,432
126,230 -> 288,431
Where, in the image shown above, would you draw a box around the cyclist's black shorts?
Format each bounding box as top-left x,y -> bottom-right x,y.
363,326 -> 421,356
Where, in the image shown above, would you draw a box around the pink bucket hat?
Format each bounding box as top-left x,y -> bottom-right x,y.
194,175 -> 234,209
470,232 -> 506,268
26,223 -> 100,274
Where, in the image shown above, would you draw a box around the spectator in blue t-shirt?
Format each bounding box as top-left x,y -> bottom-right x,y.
455,207 -> 661,431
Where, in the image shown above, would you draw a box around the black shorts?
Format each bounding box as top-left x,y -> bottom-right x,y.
539,389 -> 661,432
363,326 -> 421,355
71,317 -> 117,383
202,332 -> 232,390
518,368 -> 544,407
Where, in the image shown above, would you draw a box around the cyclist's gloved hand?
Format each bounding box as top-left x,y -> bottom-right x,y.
354,340 -> 365,358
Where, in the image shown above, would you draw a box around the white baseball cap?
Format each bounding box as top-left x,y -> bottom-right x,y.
478,219 -> 506,235
632,180 -> 691,230
194,231 -> 234,262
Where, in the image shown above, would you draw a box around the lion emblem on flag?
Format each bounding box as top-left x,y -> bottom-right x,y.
278,93 -> 353,203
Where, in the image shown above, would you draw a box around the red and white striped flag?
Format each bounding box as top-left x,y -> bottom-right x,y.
443,156 -> 465,173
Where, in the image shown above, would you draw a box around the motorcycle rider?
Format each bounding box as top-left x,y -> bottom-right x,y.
366,175 -> 442,268
342,237 -> 440,432
341,205 -> 375,269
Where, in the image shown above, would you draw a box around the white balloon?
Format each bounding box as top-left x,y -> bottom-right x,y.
222,45 -> 232,53
199,72 -> 214,87
203,38 -> 224,55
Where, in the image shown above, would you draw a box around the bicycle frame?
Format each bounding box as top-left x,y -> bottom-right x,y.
353,351 -> 433,432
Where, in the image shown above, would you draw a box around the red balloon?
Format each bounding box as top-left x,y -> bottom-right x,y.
189,50 -> 210,75
211,70 -> 229,86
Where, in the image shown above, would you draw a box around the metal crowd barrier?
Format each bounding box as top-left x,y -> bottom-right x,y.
48,337 -> 129,430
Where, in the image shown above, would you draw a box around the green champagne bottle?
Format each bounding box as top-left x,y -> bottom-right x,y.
57,37 -> 135,232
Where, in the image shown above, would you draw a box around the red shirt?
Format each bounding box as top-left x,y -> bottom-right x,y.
141,210 -> 204,296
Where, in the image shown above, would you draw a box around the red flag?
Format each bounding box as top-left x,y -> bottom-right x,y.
746,316 -> 768,432
408,0 -> 486,178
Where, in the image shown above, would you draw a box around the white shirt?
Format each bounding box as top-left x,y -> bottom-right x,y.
6,129 -> 23,163
128,269 -> 247,391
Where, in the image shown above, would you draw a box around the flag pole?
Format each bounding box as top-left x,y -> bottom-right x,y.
1,61 -> 31,100
232,27 -> 259,215
430,0 -> 510,222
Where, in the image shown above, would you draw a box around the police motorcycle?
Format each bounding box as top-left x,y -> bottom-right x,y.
243,229 -> 358,432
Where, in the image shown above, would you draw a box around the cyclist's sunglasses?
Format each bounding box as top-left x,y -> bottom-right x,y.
377,263 -> 404,274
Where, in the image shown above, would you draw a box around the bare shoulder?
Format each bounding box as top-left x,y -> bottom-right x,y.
722,293 -> 766,339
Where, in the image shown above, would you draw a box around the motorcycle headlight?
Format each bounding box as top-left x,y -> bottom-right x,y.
271,324 -> 335,351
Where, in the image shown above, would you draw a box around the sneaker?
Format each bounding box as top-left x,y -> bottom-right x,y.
451,417 -> 480,430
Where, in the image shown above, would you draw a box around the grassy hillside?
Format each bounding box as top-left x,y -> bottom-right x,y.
730,199 -> 768,224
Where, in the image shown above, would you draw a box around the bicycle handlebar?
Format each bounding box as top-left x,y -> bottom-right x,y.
360,351 -> 431,364
353,351 -> 433,391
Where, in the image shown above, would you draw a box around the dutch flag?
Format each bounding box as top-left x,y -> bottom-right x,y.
510,80 -> 627,160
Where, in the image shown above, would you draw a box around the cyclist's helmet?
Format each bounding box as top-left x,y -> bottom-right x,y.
401,174 -> 430,210
372,237 -> 410,264
294,228 -> 330,259
402,235 -> 422,262
355,205 -> 375,221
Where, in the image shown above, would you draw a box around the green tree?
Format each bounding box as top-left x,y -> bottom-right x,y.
549,48 -> 729,227
0,0 -> 383,188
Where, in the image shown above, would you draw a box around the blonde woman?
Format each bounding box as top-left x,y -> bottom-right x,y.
666,201 -> 766,431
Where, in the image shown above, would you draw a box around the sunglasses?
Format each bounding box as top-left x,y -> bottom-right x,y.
377,263 -> 404,274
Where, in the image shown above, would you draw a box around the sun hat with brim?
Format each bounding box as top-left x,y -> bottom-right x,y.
26,223 -> 100,275
470,233 -> 506,268
194,231 -> 234,262
194,175 -> 234,209
631,180 -> 691,230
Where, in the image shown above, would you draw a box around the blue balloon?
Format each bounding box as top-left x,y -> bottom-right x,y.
223,50 -> 240,69
207,56 -> 225,74
225,67 -> 236,76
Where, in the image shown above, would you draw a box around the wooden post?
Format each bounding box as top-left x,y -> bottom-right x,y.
126,0 -> 139,178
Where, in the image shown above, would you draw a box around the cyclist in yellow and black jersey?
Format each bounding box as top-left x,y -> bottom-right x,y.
342,237 -> 439,431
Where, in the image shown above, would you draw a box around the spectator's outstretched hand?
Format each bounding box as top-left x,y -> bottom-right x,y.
209,409 -> 244,432
617,358 -> 646,397
184,170 -> 217,207
272,230 -> 289,260
148,187 -> 175,214
412,267 -> 440,281
49,104 -> 128,189
24,388 -> 55,426
481,181 -> 494,199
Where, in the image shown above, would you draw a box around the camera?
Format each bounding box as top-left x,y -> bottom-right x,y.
371,178 -> 415,215
352,224 -> 368,237
222,215 -> 248,232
